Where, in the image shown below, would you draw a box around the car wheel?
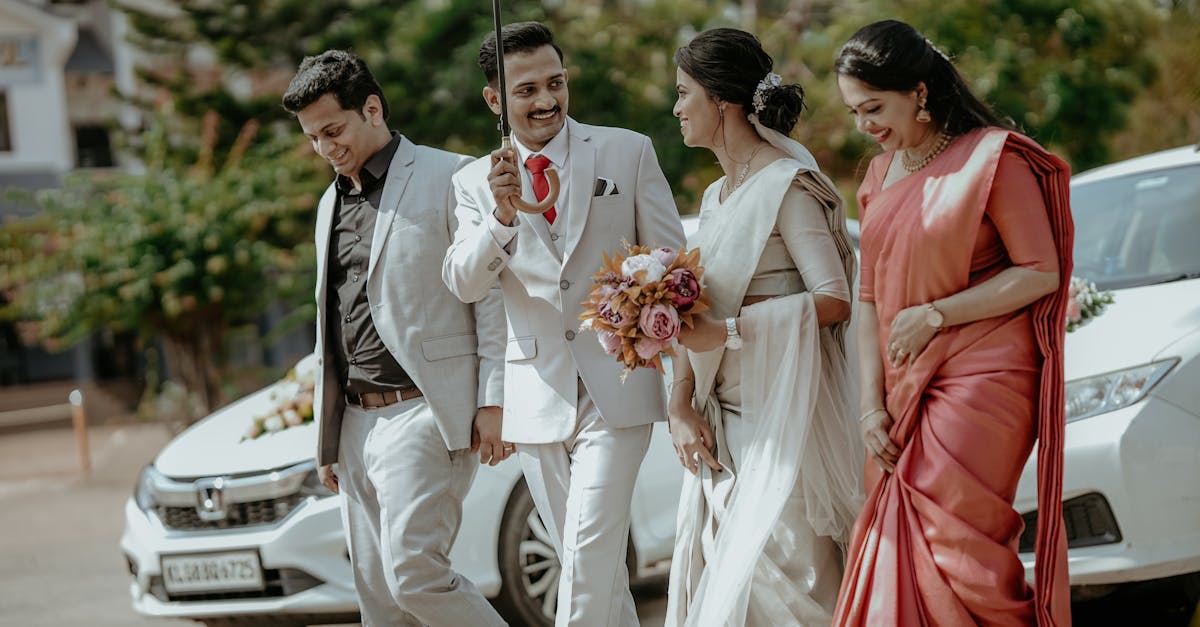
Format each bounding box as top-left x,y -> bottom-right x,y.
494,480 -> 558,627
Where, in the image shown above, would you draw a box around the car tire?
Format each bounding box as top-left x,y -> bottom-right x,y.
493,480 -> 558,627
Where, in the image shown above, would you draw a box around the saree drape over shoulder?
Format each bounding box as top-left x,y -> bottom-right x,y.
833,128 -> 1074,627
667,125 -> 864,627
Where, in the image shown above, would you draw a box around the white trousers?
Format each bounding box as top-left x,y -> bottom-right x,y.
338,400 -> 507,627
517,382 -> 652,627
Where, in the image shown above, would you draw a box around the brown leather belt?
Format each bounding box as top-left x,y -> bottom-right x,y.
345,388 -> 422,409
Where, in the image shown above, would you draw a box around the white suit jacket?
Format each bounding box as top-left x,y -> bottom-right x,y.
314,135 -> 506,465
442,119 -> 684,443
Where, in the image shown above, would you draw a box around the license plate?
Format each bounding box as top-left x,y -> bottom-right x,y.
161,550 -> 264,595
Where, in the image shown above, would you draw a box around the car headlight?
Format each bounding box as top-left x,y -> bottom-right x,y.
134,464 -> 160,512
1065,359 -> 1178,423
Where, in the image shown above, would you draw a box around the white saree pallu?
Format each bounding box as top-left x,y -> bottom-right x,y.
666,120 -> 864,627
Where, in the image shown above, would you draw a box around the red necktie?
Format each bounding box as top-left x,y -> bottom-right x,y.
525,154 -> 557,225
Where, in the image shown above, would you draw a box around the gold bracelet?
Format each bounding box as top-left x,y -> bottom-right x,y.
858,408 -> 887,422
671,378 -> 695,389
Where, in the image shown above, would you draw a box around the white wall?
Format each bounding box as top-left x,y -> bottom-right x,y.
0,1 -> 77,174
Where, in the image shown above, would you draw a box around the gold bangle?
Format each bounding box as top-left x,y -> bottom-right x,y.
671,378 -> 695,389
858,408 -> 887,423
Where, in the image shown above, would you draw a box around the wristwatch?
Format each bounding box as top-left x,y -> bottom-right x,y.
924,303 -> 945,330
724,317 -> 743,350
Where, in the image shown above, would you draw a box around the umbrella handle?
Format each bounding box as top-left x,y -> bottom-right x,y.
500,136 -> 559,215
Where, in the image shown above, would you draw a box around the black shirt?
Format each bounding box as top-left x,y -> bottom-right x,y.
326,132 -> 414,394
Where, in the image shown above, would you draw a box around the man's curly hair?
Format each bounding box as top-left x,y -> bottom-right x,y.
282,50 -> 389,120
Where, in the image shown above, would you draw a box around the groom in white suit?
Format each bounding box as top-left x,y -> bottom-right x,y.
443,22 -> 685,626
283,51 -> 509,626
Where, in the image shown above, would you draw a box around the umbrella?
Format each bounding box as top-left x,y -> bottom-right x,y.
492,0 -> 558,214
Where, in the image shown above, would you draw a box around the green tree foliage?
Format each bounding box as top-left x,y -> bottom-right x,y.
115,0 -> 1170,209
761,0 -> 1161,190
0,113 -> 325,416
1110,0 -> 1200,160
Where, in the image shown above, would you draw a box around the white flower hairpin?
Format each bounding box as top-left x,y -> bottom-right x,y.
752,72 -> 782,114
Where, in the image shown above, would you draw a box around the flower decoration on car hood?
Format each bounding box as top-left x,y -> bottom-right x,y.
241,366 -> 317,441
1066,275 -> 1115,333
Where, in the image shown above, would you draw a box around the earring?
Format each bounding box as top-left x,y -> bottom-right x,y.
916,98 -> 931,123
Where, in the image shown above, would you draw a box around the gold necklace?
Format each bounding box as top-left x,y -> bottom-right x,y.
724,141 -> 767,195
901,132 -> 952,173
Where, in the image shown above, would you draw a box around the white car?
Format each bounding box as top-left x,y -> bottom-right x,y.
121,354 -> 681,627
1014,144 -> 1200,604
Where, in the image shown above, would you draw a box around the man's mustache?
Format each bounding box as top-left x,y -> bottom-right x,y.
527,105 -> 562,118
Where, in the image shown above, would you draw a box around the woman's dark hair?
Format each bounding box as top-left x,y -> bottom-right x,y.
282,50 -> 389,120
835,20 -> 1011,135
675,28 -> 806,136
479,21 -> 565,86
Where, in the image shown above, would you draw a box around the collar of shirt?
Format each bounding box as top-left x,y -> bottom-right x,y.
335,131 -> 402,195
511,123 -> 569,171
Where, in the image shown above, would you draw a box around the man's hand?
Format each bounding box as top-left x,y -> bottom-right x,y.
471,406 -> 513,466
489,147 -> 521,226
317,463 -> 340,494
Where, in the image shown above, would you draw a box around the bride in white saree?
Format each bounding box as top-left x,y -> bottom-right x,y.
665,29 -> 864,626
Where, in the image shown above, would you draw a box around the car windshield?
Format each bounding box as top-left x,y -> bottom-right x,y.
1071,163 -> 1200,290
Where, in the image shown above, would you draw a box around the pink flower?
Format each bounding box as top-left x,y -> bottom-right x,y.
1067,299 -> 1082,323
634,337 -> 669,361
639,303 -> 680,341
597,329 -> 622,355
650,247 -> 678,268
599,299 -> 633,328
666,268 -> 700,310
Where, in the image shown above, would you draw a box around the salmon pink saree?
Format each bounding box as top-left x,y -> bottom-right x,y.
833,128 -> 1073,626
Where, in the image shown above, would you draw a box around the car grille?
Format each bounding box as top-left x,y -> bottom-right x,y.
148,567 -> 322,602
157,493 -> 305,531
1019,491 -> 1122,553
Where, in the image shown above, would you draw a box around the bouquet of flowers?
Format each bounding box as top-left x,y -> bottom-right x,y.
579,243 -> 709,378
1066,275 -> 1115,333
241,366 -> 316,441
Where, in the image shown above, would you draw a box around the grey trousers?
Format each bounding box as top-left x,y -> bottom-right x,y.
338,399 -> 506,627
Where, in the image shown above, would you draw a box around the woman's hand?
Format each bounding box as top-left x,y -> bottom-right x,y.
860,409 -> 901,473
676,314 -> 727,353
668,405 -> 723,475
886,305 -> 939,368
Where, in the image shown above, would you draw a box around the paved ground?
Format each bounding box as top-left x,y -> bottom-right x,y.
0,422 -> 190,627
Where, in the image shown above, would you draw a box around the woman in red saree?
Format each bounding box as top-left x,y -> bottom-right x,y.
833,20 -> 1073,626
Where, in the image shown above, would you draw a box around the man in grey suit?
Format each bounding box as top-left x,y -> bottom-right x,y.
283,50 -> 509,627
443,23 -> 685,626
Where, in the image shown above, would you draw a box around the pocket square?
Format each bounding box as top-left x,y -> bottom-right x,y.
593,177 -> 619,196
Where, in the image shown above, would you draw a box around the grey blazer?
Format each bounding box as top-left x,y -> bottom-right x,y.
443,119 -> 684,444
314,136 -> 506,465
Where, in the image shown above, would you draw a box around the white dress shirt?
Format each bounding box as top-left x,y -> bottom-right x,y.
486,124 -> 571,249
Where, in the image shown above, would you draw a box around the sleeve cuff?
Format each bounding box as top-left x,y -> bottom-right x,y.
487,210 -> 519,249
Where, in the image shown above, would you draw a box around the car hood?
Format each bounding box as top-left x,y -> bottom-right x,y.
1064,279 -> 1200,380
155,357 -> 318,479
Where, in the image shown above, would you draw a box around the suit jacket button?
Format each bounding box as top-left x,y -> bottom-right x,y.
559,280 -> 570,290
488,258 -> 501,271
550,233 -> 559,241
565,330 -> 576,341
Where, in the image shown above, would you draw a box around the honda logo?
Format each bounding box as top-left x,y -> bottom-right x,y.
194,478 -> 228,521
